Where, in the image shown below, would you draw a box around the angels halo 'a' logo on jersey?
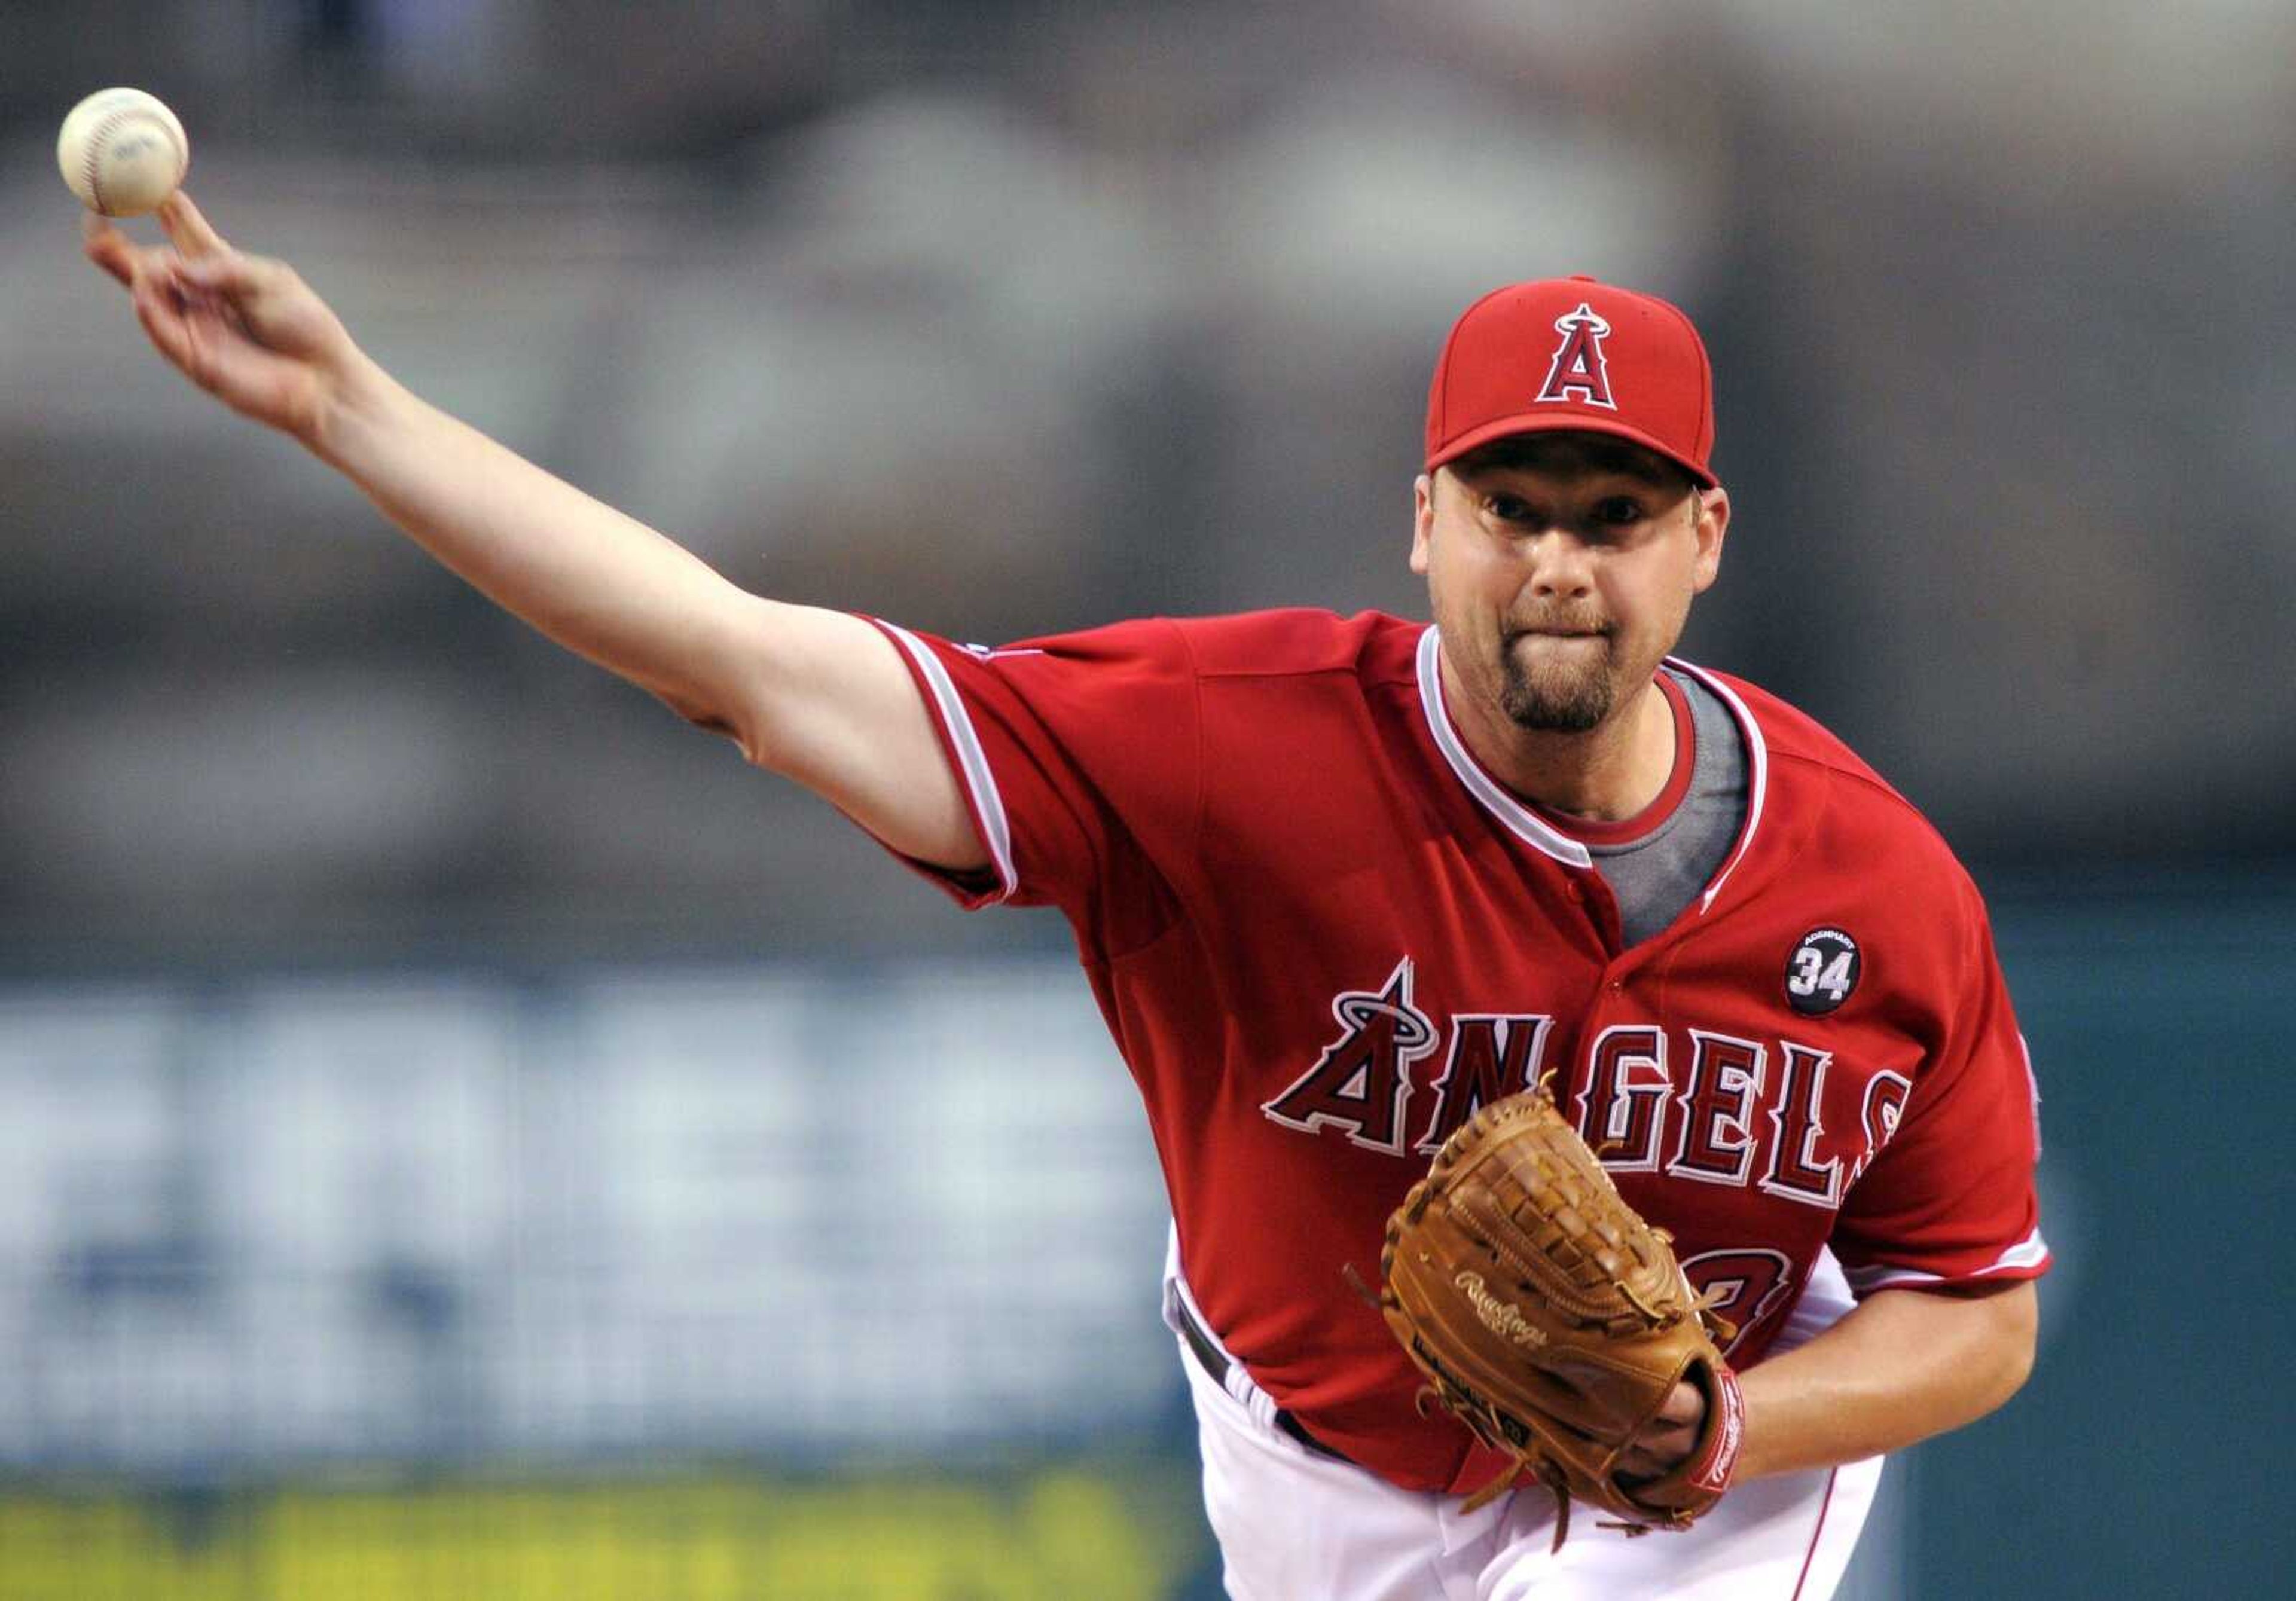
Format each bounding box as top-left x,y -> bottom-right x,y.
1535,301 -> 1618,410
1784,928 -> 1861,1016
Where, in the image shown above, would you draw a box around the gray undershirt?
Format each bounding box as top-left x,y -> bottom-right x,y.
1589,667 -> 1750,947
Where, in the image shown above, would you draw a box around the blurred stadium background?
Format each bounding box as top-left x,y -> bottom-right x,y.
1,2 -> 2290,1596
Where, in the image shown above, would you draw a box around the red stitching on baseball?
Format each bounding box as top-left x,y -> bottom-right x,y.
81,108 -> 123,214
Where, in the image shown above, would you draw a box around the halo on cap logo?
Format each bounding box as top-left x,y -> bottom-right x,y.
1784,928 -> 1860,1016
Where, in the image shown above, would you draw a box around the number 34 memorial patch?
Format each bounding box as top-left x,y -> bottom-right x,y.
1785,928 -> 1862,1016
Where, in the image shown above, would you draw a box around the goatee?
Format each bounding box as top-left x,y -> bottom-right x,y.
1500,633 -> 1614,732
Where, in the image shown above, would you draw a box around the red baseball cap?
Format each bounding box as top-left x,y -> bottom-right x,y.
1424,275 -> 1717,487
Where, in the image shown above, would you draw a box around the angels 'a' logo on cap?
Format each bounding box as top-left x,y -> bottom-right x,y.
1535,302 -> 1617,411
1784,927 -> 1861,1015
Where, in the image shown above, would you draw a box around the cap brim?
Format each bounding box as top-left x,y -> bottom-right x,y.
1426,413 -> 1717,489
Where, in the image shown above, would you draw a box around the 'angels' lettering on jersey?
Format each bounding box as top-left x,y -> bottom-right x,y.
1265,968 -> 1894,1212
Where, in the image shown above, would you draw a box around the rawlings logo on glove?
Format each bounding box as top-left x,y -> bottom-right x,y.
1454,1271 -> 1549,1347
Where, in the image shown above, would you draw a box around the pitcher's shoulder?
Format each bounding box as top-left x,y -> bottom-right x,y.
1174,608 -> 1424,687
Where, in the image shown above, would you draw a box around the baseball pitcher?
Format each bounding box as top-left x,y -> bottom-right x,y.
86,195 -> 2045,1599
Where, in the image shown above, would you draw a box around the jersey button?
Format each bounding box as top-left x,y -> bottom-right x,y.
1566,882 -> 1584,902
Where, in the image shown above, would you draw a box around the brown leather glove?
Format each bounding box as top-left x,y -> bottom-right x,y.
1366,1088 -> 1746,1547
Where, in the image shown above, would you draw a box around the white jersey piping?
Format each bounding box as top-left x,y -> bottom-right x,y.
876,621 -> 1019,902
1660,655 -> 1770,913
1415,627 -> 1592,869
1413,630 -> 1772,905
1839,1225 -> 2051,1294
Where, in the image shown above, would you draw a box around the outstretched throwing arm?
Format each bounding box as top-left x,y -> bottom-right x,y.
84,194 -> 984,874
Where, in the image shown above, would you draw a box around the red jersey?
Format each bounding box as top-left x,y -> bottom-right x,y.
873,607 -> 2047,1495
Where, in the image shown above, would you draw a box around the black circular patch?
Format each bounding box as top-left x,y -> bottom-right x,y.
1783,928 -> 1861,1016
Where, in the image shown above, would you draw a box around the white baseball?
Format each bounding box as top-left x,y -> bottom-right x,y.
58,88 -> 190,218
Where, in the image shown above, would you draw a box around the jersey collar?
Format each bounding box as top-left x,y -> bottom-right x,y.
1659,655 -> 1770,913
1415,625 -> 1591,869
1413,626 -> 1770,910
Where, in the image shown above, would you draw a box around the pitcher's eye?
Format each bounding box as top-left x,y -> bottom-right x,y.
1590,496 -> 1645,526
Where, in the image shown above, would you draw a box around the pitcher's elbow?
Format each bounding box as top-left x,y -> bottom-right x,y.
1979,1282 -> 2041,1414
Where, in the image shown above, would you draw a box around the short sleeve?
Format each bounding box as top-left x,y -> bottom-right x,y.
1829,879 -> 2050,1296
868,616 -> 1204,954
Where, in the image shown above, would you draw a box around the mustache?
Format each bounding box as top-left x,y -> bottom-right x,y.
1503,612 -> 1614,641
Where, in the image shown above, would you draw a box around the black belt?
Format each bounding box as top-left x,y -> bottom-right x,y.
1172,1293 -> 1352,1465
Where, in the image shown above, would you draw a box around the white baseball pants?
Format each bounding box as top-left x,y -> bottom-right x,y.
1167,1243 -> 1881,1600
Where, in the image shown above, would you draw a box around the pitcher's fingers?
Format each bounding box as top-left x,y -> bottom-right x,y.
131,274 -> 196,375
158,191 -> 228,259
174,250 -> 280,301
82,214 -> 138,288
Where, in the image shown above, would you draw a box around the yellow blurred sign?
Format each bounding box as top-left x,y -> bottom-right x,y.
0,1463 -> 1207,1600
